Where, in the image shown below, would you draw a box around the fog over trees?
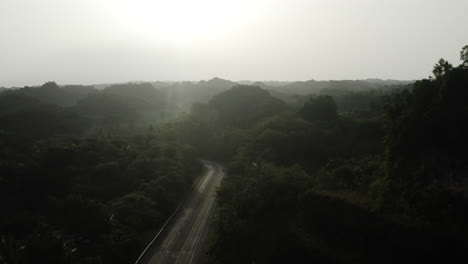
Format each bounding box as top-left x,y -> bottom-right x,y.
1,46 -> 468,263
1,0 -> 468,263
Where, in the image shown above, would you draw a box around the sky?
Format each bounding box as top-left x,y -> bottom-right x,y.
1,0 -> 467,87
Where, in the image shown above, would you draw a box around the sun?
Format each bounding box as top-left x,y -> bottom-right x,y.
111,0 -> 256,42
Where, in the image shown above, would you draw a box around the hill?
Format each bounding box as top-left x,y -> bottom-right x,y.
1,82 -> 97,106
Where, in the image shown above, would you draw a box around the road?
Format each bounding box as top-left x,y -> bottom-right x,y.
137,160 -> 225,264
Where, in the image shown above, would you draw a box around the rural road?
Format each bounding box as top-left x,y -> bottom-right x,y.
137,160 -> 225,264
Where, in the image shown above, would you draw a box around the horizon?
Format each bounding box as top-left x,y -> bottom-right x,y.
1,77 -> 415,89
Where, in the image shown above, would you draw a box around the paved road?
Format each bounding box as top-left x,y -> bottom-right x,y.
140,161 -> 224,264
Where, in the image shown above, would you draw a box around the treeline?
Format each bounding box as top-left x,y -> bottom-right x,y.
0,81 -> 175,136
177,46 -> 468,263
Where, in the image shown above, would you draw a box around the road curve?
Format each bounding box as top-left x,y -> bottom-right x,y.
138,160 -> 224,264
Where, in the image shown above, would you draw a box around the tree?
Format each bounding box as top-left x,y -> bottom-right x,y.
112,192 -> 160,231
461,45 -> 468,67
41,81 -> 60,90
209,85 -> 288,128
300,95 -> 337,121
432,58 -> 453,79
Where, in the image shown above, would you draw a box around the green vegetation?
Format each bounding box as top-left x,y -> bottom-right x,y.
0,131 -> 202,263
1,46 -> 468,263
199,47 -> 468,263
0,82 -> 202,263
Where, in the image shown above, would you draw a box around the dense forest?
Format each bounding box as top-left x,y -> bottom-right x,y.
0,83 -> 204,263
1,45 -> 468,263
200,46 -> 468,263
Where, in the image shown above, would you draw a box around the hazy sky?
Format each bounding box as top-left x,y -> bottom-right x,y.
1,0 -> 467,86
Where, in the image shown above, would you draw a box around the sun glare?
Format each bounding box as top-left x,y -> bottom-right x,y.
112,0 -> 257,42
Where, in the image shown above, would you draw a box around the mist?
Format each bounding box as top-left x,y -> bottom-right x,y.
1,0 -> 468,86
2,1 -> 468,264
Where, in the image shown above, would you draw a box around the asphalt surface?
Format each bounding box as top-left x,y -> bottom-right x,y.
140,160 -> 224,264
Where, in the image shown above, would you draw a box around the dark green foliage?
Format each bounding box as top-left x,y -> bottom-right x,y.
160,77 -> 238,112
274,85 -> 404,119
0,84 -> 95,140
461,45 -> 468,67
3,46 -> 468,263
432,58 -> 453,79
210,162 -> 466,264
322,88 -> 398,116
0,93 -> 41,115
0,81 -> 174,136
300,95 -> 337,121
102,83 -> 164,107
249,113 -> 383,171
111,192 -> 159,231
209,85 -> 288,128
61,85 -> 97,97
74,82 -> 173,130
74,93 -> 137,124
205,46 -> 468,263
167,85 -> 288,161
0,104 -> 90,139
49,195 -> 110,237
2,82 -> 96,107
268,79 -> 411,95
383,57 -> 468,224
0,130 -> 202,263
209,164 -> 315,264
0,235 -> 74,264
